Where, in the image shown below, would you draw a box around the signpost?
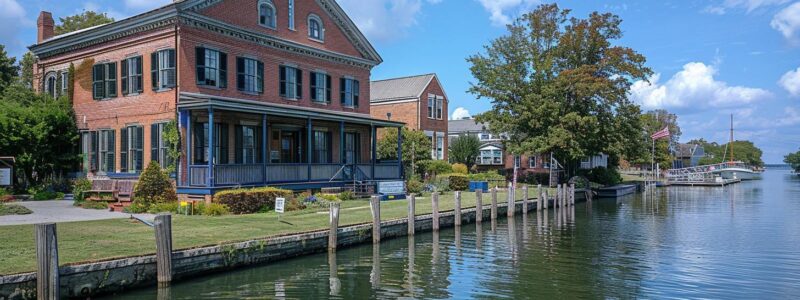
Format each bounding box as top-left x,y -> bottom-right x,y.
377,181 -> 406,201
275,197 -> 286,223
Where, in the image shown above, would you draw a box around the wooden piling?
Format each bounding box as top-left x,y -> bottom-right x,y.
154,213 -> 173,284
370,196 -> 381,243
328,202 -> 340,251
522,185 -> 529,213
475,190 -> 483,223
542,189 -> 548,209
537,184 -> 542,211
491,187 -> 498,220
35,223 -> 59,300
570,183 -> 575,206
432,192 -> 440,231
507,183 -> 515,217
407,194 -> 416,235
454,191 -> 462,226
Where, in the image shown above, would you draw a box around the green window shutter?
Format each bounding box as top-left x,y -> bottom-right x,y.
326,75 -> 332,103
236,57 -> 245,91
353,80 -> 360,108
120,128 -> 128,172
295,68 -> 302,99
121,59 -> 129,95
219,124 -> 229,164
279,66 -> 287,96
151,52 -> 159,90
135,57 -> 143,93
93,65 -> 104,99
108,131 -> 116,173
219,52 -> 228,88
257,61 -> 264,94
234,125 -> 243,164
151,123 -> 160,165
196,47 -> 206,85
106,63 -> 117,98
136,126 -> 144,171
340,78 -> 346,105
309,72 -> 317,101
90,131 -> 99,171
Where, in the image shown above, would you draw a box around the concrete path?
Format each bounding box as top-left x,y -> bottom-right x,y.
0,200 -> 154,226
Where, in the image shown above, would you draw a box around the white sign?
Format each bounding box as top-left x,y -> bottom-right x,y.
0,168 -> 10,186
275,197 -> 285,214
377,181 -> 405,195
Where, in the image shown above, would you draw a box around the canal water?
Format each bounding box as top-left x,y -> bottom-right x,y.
112,170 -> 800,299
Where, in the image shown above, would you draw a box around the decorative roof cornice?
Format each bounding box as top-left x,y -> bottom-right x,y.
179,12 -> 378,69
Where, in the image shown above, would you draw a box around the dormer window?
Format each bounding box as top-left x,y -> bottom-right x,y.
258,0 -> 276,29
308,14 -> 324,41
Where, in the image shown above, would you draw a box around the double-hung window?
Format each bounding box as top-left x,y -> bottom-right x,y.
196,47 -> 228,88
151,123 -> 172,169
193,123 -> 229,164
529,156 -> 537,168
313,130 -> 332,163
340,77 -> 360,107
280,66 -> 302,99
237,57 -> 264,94
310,71 -> 331,103
151,49 -> 176,90
59,71 -> 68,96
235,125 -> 259,164
427,95 -> 435,119
92,62 -> 117,100
120,125 -> 144,173
98,130 -> 115,173
436,96 -> 444,119
428,94 -> 444,119
514,155 -> 521,168
121,56 -> 143,95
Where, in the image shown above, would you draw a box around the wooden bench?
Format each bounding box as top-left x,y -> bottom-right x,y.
85,179 -> 116,201
115,180 -> 137,202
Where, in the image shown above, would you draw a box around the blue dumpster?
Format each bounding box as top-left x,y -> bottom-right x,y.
469,181 -> 489,192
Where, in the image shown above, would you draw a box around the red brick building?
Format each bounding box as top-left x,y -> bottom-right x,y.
370,74 -> 449,161
29,0 -> 404,197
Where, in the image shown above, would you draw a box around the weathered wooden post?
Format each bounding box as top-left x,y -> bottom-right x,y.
537,185 -> 543,211
542,189 -> 548,209
35,223 -> 59,300
328,202 -> 340,251
507,182 -> 515,217
522,185 -> 529,213
454,191 -> 462,226
432,192 -> 440,231
491,187 -> 498,220
370,196 -> 381,243
554,184 -> 560,208
570,183 -> 576,206
475,190 -> 483,223
407,194 -> 416,235
154,213 -> 173,284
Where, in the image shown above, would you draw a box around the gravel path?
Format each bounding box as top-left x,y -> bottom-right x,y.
0,200 -> 154,226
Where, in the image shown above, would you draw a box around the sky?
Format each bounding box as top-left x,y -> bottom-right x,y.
1,0 -> 798,163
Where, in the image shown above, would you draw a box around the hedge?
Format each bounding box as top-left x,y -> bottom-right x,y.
214,187 -> 293,214
448,174 -> 469,191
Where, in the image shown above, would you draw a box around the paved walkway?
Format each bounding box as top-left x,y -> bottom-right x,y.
0,200 -> 154,226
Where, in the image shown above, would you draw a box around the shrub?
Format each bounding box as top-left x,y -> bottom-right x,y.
125,202 -> 149,214
422,160 -> 452,177
448,174 -> 469,191
80,201 -> 108,210
214,187 -> 293,214
33,190 -> 60,201
407,178 -> 423,195
451,163 -> 468,174
286,196 -> 306,211
0,195 -> 15,203
72,178 -> 92,201
133,161 -> 177,207
578,167 -> 622,186
468,171 -> 505,181
147,202 -> 179,214
0,203 -> 33,216
338,190 -> 356,201
198,203 -> 230,216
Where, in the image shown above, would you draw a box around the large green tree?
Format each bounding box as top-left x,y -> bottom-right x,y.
17,52 -> 35,89
377,128 -> 432,178
467,4 -> 651,174
785,149 -> 800,173
449,135 -> 481,169
54,11 -> 115,35
698,140 -> 763,167
0,45 -> 19,94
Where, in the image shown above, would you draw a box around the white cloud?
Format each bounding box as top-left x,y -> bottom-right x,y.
338,0 -> 425,42
771,2 -> 800,44
451,107 -> 471,120
704,0 -> 789,14
779,67 -> 800,96
124,0 -> 171,11
630,62 -> 772,111
476,0 -> 540,26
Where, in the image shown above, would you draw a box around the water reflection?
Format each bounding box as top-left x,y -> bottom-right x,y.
106,171 -> 800,299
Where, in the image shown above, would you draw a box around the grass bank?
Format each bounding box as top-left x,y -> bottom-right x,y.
0,190 -> 540,275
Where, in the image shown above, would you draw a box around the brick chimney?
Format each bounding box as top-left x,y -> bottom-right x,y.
37,11 -> 55,43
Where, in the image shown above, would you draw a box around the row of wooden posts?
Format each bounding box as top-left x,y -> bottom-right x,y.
33,183 -> 577,299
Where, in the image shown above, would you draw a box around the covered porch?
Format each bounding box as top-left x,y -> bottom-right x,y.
176,93 -> 405,194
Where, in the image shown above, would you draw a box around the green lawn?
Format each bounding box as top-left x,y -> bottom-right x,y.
0,190 -> 544,275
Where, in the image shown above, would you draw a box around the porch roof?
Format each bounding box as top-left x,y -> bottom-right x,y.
178,92 -> 405,128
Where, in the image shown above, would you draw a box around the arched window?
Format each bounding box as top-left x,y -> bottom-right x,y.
258,0 -> 276,29
59,70 -> 69,96
45,72 -> 57,98
308,14 -> 324,41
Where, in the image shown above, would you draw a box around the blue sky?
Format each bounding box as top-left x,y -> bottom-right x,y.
1,0 -> 798,163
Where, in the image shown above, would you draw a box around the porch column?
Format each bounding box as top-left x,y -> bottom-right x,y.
262,114 -> 268,184
186,110 -> 192,186
340,121 -> 345,164
397,127 -> 403,179
307,117 -> 313,180
371,125 -> 376,180
207,107 -> 214,187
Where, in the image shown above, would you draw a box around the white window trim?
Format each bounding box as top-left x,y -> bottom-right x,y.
258,0 -> 277,29
288,0 -> 295,30
59,71 -> 68,96
307,13 -> 325,42
44,72 -> 58,98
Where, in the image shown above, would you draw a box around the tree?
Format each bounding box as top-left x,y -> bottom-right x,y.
377,128 -> 432,178
467,4 -> 652,175
54,11 -> 115,35
0,84 -> 80,189
18,52 -> 35,89
0,45 -> 18,94
785,149 -> 800,173
640,110 -> 682,169
449,135 -> 481,169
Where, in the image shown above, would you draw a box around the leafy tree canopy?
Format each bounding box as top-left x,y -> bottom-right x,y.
697,140 -> 764,167
377,128 -> 432,177
0,45 -> 19,94
54,11 -> 115,35
468,4 -> 652,170
449,135 -> 481,169
17,52 -> 35,89
785,149 -> 800,173
640,110 -> 682,169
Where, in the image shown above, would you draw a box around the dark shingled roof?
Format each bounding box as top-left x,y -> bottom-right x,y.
370,74 -> 435,103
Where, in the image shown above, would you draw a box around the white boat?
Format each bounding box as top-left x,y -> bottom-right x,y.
716,167 -> 763,180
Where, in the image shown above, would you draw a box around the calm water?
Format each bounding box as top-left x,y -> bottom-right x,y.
113,170 -> 800,299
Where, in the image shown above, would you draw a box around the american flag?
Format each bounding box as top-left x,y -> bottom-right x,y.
650,126 -> 670,140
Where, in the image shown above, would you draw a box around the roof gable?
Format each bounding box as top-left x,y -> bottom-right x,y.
370,74 -> 436,103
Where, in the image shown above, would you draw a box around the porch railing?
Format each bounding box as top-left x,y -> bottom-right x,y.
187,163 -> 402,187
189,166 -> 209,186
311,164 -> 343,181
266,164 -> 308,183
215,164 -> 263,186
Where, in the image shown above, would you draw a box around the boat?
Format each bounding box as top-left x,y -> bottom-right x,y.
596,184 -> 637,198
715,115 -> 763,181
